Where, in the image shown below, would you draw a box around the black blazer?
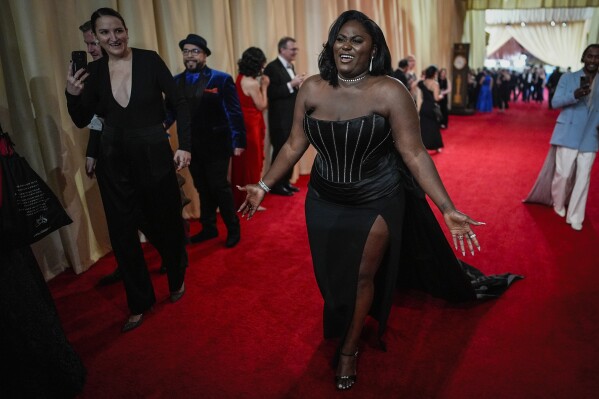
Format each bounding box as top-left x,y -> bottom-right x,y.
264,58 -> 297,134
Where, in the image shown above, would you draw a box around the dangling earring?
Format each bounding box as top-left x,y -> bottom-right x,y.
369,56 -> 374,72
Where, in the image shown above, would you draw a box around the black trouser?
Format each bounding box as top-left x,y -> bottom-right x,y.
189,154 -> 239,232
269,127 -> 292,186
97,125 -> 186,315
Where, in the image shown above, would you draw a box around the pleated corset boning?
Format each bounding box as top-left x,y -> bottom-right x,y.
304,113 -> 394,183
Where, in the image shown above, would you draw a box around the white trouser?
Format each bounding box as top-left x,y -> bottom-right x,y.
551,146 -> 596,225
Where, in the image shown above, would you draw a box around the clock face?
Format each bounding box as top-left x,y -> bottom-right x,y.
453,55 -> 467,70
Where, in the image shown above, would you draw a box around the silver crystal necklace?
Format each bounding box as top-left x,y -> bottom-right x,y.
337,71 -> 368,83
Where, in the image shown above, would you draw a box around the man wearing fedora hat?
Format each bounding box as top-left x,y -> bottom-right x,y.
167,34 -> 246,248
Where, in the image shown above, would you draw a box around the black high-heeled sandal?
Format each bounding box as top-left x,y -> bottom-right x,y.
335,350 -> 358,390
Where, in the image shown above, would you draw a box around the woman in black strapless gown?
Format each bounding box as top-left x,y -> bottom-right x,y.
238,10 -> 521,391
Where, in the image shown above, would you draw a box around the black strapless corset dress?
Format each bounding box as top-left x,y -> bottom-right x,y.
302,113 -> 522,352
304,113 -> 406,342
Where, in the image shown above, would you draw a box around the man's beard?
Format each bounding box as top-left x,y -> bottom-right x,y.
185,60 -> 202,73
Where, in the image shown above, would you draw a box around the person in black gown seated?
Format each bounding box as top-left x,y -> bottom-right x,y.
238,10 -> 520,391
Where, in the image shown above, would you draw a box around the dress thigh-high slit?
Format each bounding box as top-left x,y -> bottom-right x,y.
305,184 -> 406,360
342,215 -> 390,353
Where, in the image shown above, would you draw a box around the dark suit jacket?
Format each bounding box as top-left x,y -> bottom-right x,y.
264,58 -> 297,134
392,69 -> 409,88
172,67 -> 246,158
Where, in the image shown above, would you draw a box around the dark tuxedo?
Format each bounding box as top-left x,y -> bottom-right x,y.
263,58 -> 297,189
392,68 -> 409,88
172,66 -> 246,235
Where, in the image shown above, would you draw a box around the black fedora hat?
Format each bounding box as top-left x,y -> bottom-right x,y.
179,34 -> 211,56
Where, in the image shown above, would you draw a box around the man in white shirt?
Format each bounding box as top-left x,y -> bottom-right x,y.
263,37 -> 306,196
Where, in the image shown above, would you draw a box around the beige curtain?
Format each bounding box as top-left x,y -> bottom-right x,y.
587,7 -> 599,43
485,26 -> 515,56
486,22 -> 587,69
464,7 -> 598,70
462,10 -> 488,69
0,0 -> 466,279
466,0 -> 599,9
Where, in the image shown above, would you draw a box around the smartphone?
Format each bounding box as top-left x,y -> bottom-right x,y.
71,51 -> 87,75
580,75 -> 590,88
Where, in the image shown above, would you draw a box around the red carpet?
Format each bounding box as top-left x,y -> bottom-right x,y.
49,100 -> 599,399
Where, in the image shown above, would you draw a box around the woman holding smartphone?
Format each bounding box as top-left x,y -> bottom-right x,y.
65,7 -> 190,332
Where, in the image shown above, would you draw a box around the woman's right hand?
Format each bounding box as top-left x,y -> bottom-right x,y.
237,184 -> 266,220
66,62 -> 89,96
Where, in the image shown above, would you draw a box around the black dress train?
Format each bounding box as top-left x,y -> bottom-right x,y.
303,113 -> 521,352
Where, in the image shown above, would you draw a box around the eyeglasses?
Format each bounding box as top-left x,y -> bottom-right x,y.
182,49 -> 203,55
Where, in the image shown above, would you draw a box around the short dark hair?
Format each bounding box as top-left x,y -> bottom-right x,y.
277,37 -> 295,53
91,7 -> 127,34
238,47 -> 267,78
318,10 -> 392,87
424,65 -> 438,79
79,21 -> 92,33
398,58 -> 408,69
582,43 -> 599,58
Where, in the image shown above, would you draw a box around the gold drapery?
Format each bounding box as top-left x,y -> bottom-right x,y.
2,0 -> 596,278
465,0 -> 599,9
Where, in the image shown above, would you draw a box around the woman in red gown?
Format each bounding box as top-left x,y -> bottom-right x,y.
232,47 -> 270,208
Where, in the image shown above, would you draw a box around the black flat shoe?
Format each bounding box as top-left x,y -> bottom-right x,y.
285,183 -> 300,192
225,230 -> 240,248
335,350 -> 358,390
270,186 -> 293,196
122,314 -> 143,333
98,269 -> 121,286
190,229 -> 218,244
170,284 -> 185,303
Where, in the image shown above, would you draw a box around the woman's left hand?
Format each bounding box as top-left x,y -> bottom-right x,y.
443,209 -> 485,256
174,150 -> 191,170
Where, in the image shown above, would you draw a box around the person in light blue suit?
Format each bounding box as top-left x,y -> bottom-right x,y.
525,44 -> 599,230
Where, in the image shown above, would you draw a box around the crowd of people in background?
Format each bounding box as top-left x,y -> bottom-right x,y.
387,57 -> 576,158
465,64 -> 567,112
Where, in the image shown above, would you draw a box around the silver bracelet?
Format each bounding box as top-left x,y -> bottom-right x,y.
257,180 -> 271,193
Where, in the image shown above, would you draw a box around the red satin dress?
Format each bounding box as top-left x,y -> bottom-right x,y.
232,74 -> 266,208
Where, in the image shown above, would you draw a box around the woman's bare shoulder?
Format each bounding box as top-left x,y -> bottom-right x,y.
376,75 -> 413,101
298,75 -> 328,98
302,74 -> 327,90
243,76 -> 259,88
